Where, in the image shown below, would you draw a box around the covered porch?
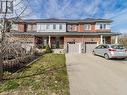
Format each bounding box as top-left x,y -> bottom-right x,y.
9,32 -> 121,53
100,34 -> 119,44
35,36 -> 64,49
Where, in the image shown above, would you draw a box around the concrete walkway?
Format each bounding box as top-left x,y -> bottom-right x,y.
66,54 -> 127,95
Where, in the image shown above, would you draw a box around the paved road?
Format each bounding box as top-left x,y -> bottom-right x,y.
66,54 -> 127,95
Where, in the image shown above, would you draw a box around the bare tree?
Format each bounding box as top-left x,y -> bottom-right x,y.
0,0 -> 30,82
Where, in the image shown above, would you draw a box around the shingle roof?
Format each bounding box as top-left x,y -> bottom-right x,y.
1,18 -> 113,23
22,18 -> 113,23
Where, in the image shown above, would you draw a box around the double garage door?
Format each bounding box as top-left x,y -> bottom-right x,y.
67,42 -> 97,53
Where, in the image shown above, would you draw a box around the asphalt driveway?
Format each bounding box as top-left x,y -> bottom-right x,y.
66,54 -> 127,95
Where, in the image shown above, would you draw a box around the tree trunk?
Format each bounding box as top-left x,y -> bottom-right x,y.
0,47 -> 3,82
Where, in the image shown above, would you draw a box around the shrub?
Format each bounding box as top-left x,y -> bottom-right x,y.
45,45 -> 52,53
43,46 -> 46,49
3,80 -> 19,91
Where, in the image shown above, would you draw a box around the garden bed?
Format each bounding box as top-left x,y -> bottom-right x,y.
0,54 -> 70,95
3,55 -> 40,73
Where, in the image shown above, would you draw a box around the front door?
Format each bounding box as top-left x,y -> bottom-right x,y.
56,41 -> 60,48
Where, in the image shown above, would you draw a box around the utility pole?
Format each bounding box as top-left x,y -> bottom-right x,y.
0,43 -> 3,82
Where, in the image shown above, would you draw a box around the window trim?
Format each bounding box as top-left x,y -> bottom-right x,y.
27,24 -> 32,31
46,24 -> 50,30
11,23 -> 18,30
53,24 -> 56,30
32,24 -> 37,31
99,23 -> 107,30
67,24 -> 77,31
59,24 -> 62,30
84,24 -> 91,30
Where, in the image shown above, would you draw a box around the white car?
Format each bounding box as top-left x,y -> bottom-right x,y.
93,44 -> 127,60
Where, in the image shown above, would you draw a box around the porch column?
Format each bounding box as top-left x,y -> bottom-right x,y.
100,35 -> 103,44
48,35 -> 51,47
33,36 -> 36,47
115,36 -> 118,44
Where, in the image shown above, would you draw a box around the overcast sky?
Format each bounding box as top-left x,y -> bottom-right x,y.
2,0 -> 127,33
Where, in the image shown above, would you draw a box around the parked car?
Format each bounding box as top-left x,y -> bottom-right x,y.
92,44 -> 127,60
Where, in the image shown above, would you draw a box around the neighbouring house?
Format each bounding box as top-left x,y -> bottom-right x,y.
7,18 -> 120,53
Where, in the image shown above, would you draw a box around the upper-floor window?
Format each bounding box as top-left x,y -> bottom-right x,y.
59,24 -> 62,30
27,24 -> 32,31
84,24 -> 91,30
96,23 -> 110,30
53,24 -> 56,29
67,25 -> 71,31
67,25 -> 77,31
11,24 -> 18,30
33,24 -> 37,31
39,24 -> 45,30
46,24 -> 50,29
37,23 -> 66,32
73,25 -> 77,31
27,24 -> 37,31
100,24 -> 106,29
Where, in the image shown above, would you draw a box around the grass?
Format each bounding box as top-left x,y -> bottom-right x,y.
0,54 -> 70,95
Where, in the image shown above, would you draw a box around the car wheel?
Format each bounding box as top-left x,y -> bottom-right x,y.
121,58 -> 126,60
92,51 -> 96,55
104,54 -> 110,60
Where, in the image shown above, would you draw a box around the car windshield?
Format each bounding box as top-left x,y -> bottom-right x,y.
111,45 -> 125,49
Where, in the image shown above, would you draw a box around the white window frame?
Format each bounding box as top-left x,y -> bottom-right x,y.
27,24 -> 32,31
96,23 -> 110,30
59,24 -> 63,30
73,25 -> 77,31
67,25 -> 77,31
84,24 -> 91,30
53,24 -> 56,30
33,24 -> 37,31
37,23 -> 66,32
67,25 -> 72,31
46,24 -> 50,30
40,24 -> 45,30
11,23 -> 18,30
100,24 -> 106,30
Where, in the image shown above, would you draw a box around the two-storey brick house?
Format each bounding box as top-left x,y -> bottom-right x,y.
10,18 -> 120,53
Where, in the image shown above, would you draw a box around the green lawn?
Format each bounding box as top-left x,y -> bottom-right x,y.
0,54 -> 70,95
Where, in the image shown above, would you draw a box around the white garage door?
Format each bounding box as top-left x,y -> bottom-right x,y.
67,43 -> 81,53
85,42 -> 97,54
